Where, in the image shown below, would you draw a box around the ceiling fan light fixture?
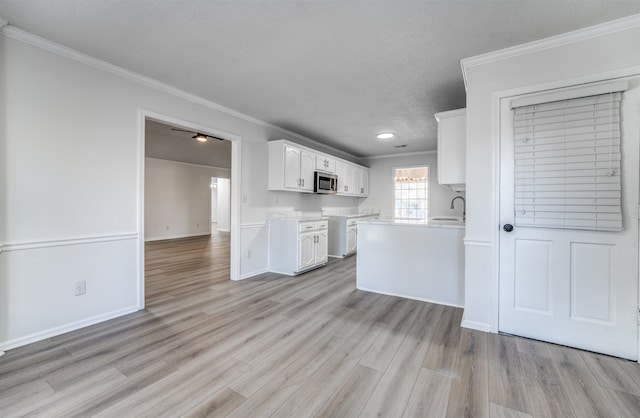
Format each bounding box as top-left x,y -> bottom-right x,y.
376,132 -> 395,140
194,134 -> 208,142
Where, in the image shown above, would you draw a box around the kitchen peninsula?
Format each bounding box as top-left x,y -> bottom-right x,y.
356,218 -> 465,307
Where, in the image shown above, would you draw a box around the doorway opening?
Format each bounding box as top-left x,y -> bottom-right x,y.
211,177 -> 231,233
141,115 -> 238,308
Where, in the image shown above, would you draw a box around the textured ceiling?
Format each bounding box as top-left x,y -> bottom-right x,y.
0,1 -> 638,157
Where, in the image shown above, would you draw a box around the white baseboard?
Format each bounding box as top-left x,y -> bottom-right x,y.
145,232 -> 210,242
460,319 -> 492,333
238,267 -> 270,280
0,305 -> 139,352
356,285 -> 464,309
217,228 -> 230,233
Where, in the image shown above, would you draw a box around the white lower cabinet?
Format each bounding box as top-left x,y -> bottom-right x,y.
328,216 -> 369,257
346,225 -> 357,255
269,218 -> 328,275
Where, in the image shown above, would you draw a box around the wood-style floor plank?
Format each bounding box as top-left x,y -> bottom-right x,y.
517,341 -> 577,418
402,367 -> 453,418
1,232 -> 639,417
487,333 -> 532,415
446,328 -> 490,418
359,302 -> 444,417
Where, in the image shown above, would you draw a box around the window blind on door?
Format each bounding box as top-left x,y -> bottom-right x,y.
512,91 -> 624,232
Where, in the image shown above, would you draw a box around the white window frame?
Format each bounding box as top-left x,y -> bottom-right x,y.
392,165 -> 430,221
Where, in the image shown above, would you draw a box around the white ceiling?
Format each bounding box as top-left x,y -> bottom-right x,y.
145,120 -> 232,169
1,1 -> 638,158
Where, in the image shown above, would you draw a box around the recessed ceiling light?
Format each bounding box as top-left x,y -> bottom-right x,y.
376,132 -> 395,140
194,134 -> 208,142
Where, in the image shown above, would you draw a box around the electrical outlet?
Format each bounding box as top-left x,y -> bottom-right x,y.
247,250 -> 252,259
165,225 -> 169,230
197,223 -> 200,228
75,280 -> 86,296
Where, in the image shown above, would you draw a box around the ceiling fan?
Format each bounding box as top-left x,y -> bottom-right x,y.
171,128 -> 225,142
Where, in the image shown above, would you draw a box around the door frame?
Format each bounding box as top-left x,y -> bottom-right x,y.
137,109 -> 242,309
489,66 -> 640,361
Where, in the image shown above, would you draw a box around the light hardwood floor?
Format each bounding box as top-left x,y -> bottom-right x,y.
1,232 -> 640,417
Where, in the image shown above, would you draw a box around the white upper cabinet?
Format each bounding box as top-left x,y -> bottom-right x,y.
283,145 -> 302,189
315,154 -> 336,174
434,108 -> 466,191
269,139 -> 368,197
353,166 -> 369,196
336,161 -> 369,197
269,142 -> 316,192
335,161 -> 352,195
300,149 -> 315,192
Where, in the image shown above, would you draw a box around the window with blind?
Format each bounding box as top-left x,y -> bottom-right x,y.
512,89 -> 624,232
394,167 -> 429,221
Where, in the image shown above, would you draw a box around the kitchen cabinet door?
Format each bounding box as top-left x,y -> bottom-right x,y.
336,162 -> 354,195
353,167 -> 369,196
346,226 -> 357,255
300,150 -> 315,192
298,233 -> 315,271
435,108 -> 466,190
360,168 -> 369,196
283,145 -> 302,189
315,231 -> 328,264
315,155 -> 336,174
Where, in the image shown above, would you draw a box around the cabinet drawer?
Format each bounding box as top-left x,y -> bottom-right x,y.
299,222 -> 317,232
298,220 -> 328,232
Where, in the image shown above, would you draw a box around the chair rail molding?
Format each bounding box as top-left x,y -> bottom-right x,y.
2,233 -> 138,252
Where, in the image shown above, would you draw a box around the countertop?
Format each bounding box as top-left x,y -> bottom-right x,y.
326,213 -> 380,219
269,216 -> 329,223
357,217 -> 465,229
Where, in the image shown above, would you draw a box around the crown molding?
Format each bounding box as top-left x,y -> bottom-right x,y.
434,108 -> 466,122
364,150 -> 437,160
0,25 -> 359,161
460,14 -> 640,91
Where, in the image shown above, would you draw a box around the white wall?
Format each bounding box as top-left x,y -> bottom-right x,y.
359,153 -> 461,218
211,178 -> 218,222
462,19 -> 640,331
0,29 -> 365,350
217,178 -> 231,232
144,158 -> 229,241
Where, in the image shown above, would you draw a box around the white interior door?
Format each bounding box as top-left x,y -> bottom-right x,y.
499,79 -> 639,360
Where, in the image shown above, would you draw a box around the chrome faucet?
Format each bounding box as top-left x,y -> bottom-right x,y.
450,196 -> 466,222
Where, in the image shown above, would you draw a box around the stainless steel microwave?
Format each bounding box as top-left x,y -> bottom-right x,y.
314,171 -> 338,194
